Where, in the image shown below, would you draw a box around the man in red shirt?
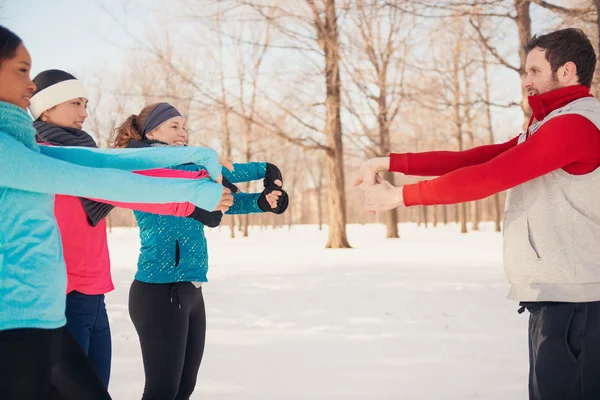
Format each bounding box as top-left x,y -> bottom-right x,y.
357,28 -> 600,400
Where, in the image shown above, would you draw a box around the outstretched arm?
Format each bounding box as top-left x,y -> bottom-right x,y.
356,136 -> 519,187
39,144 -> 222,182
390,136 -> 519,176
0,132 -> 223,211
222,162 -> 267,183
364,115 -> 600,210
225,192 -> 264,215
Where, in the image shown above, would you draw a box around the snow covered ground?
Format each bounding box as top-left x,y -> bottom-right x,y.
106,223 -> 528,399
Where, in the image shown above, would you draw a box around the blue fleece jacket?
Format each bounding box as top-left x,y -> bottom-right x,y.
0,101 -> 224,331
134,162 -> 267,284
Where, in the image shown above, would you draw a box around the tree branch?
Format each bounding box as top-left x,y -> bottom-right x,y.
469,18 -> 520,73
528,0 -> 593,17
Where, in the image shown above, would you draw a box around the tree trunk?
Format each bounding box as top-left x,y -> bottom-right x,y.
218,25 -> 234,239
243,213 -> 250,237
228,217 -> 235,239
481,45 -> 503,232
376,56 -> 399,238
452,35 -> 467,234
460,203 -> 468,234
494,194 -> 502,232
382,171 -> 399,238
514,0 -> 532,128
462,67 -> 479,232
471,202 -> 480,230
321,0 -> 350,248
317,186 -> 323,231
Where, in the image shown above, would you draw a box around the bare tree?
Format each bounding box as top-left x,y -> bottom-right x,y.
234,17 -> 272,236
461,63 -> 480,231
451,24 -> 469,234
213,13 -> 237,239
478,19 -> 503,232
343,0 -> 413,238
196,0 -> 352,247
304,151 -> 326,230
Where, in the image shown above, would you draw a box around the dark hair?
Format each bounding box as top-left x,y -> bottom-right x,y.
110,103 -> 160,148
0,25 -> 23,66
523,28 -> 597,88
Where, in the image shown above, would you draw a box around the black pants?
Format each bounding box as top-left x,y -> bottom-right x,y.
129,280 -> 207,400
0,327 -> 111,399
525,301 -> 600,400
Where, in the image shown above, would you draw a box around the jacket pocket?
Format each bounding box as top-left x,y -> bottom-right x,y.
503,210 -> 541,283
174,239 -> 181,268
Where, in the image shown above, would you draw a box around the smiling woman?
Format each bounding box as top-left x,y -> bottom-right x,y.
0,25 -> 112,400
110,102 -> 290,399
0,27 -> 36,109
30,69 -> 89,128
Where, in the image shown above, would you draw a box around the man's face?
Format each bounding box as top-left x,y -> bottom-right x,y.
524,47 -> 561,96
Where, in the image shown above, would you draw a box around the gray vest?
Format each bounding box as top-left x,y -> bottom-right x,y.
504,96 -> 600,302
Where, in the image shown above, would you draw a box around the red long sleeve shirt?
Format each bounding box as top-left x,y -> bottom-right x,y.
392,85 -> 600,206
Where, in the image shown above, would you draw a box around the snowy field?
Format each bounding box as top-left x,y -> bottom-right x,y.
105,223 -> 528,400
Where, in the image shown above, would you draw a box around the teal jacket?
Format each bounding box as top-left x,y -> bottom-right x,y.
0,101 -> 225,331
134,162 -> 268,284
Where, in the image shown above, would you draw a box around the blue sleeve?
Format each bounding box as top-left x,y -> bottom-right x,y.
0,132 -> 223,211
225,192 -> 264,215
223,162 -> 267,183
39,144 -> 223,182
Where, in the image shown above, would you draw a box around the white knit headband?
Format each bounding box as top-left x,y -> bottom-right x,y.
29,79 -> 89,120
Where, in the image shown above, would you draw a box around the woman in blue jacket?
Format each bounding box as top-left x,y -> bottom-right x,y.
111,102 -> 289,400
0,26 -> 232,399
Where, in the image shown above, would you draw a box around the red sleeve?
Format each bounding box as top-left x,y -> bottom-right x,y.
132,168 -> 208,180
402,115 -> 600,206
87,168 -> 209,216
95,198 -> 195,217
390,136 -> 519,176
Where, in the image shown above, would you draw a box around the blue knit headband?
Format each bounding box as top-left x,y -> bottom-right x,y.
142,103 -> 182,137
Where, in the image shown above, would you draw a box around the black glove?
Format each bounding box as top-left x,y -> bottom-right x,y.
263,163 -> 283,189
187,207 -> 223,228
222,176 -> 239,193
258,164 -> 289,214
258,189 -> 289,214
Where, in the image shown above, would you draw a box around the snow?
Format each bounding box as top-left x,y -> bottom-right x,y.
106,223 -> 528,399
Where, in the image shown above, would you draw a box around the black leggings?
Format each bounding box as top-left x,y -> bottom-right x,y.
129,280 -> 206,400
0,327 -> 111,399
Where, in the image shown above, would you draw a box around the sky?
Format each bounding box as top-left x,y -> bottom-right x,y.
2,0 -> 157,77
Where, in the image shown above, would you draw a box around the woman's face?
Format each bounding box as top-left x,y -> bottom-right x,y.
0,44 -> 36,110
146,116 -> 188,146
42,97 -> 89,129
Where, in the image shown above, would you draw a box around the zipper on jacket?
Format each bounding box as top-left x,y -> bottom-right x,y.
175,239 -> 181,267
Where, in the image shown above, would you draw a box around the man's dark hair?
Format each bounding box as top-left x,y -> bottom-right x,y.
0,25 -> 22,67
523,28 -> 597,88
